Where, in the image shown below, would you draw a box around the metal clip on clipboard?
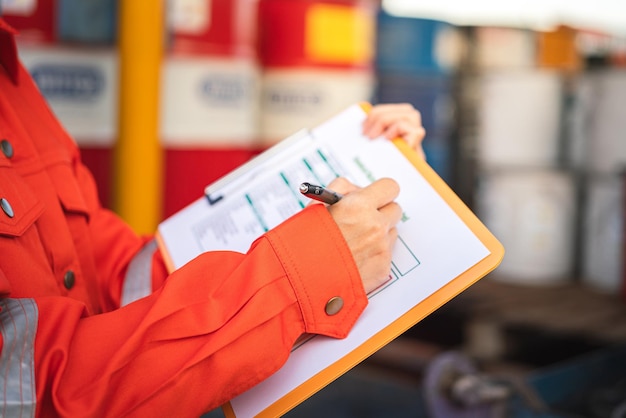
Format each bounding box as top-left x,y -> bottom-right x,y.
204,129 -> 313,205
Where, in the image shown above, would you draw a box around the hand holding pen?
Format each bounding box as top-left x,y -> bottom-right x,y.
301,177 -> 402,294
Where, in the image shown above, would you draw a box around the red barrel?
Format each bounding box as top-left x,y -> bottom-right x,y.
168,0 -> 258,58
2,0 -> 57,44
257,0 -> 377,145
258,0 -> 375,69
162,0 -> 261,217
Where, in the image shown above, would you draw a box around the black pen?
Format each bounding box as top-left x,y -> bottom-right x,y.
299,182 -> 343,205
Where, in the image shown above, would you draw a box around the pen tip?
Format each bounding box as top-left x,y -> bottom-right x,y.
299,183 -> 309,193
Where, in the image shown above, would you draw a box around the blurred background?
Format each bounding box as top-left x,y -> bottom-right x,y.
2,0 -> 626,416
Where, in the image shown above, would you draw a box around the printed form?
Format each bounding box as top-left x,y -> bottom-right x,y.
156,105 -> 492,417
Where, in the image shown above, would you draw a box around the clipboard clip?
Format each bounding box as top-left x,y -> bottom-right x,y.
205,194 -> 224,205
204,129 -> 312,205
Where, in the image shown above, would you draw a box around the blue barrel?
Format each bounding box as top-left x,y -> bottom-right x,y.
57,0 -> 117,44
375,11 -> 460,75
374,72 -> 456,183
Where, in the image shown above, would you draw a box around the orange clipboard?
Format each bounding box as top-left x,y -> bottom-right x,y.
216,104 -> 505,417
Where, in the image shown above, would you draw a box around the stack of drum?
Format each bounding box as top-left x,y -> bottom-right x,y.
161,0 -> 261,216
162,0 -> 378,215
571,68 -> 626,294
373,11 -> 462,185
471,26 -> 581,286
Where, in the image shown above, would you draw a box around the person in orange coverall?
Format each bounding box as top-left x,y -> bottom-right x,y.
0,17 -> 426,418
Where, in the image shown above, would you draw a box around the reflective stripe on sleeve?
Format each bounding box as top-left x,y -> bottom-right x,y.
121,239 -> 158,307
0,298 -> 38,418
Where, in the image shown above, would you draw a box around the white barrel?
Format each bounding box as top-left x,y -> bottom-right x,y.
476,168 -> 576,285
160,55 -> 260,148
477,70 -> 563,168
581,174 -> 624,293
567,73 -> 595,170
473,27 -> 536,71
18,45 -> 118,147
259,68 -> 374,145
585,70 -> 626,174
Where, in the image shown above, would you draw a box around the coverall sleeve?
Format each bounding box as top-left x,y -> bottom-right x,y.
33,204 -> 368,417
72,161 -> 162,313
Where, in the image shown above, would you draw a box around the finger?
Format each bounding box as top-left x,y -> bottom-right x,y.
387,226 -> 399,251
364,113 -> 422,142
382,120 -> 426,145
366,103 -> 417,124
363,104 -> 421,138
327,177 -> 359,195
385,125 -> 427,159
353,178 -> 400,209
378,201 -> 403,229
363,104 -> 399,137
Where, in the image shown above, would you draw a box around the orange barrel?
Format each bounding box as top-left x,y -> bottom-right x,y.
536,25 -> 582,72
19,44 -> 119,209
2,0 -> 57,44
257,0 -> 377,145
162,0 -> 261,217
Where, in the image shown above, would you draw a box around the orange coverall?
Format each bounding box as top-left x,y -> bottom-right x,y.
0,19 -> 367,417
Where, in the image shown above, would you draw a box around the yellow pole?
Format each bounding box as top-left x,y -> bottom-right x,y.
115,0 -> 164,234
